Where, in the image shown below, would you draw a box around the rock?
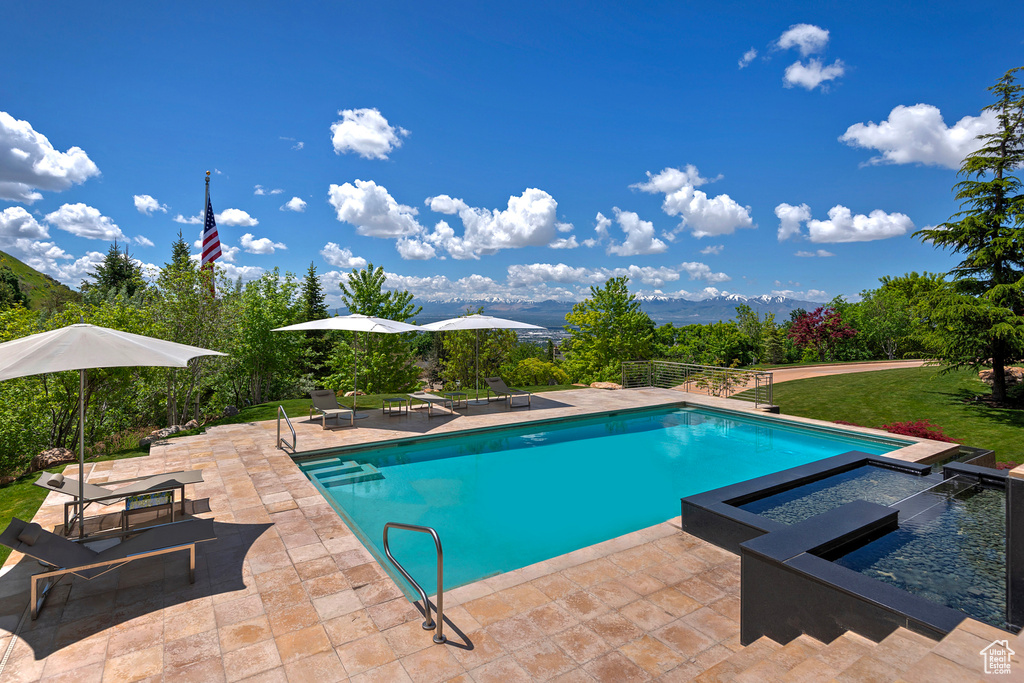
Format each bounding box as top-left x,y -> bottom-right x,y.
978,367 -> 1024,386
184,419 -> 199,429
31,447 -> 77,472
343,390 -> 366,397
590,382 -> 622,390
223,405 -> 239,417
572,383 -> 589,387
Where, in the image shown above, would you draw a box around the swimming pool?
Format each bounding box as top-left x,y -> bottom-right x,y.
299,406 -> 909,596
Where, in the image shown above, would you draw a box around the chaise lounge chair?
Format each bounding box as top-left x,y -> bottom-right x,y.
484,377 -> 532,409
34,469 -> 204,536
407,391 -> 456,417
0,516 -> 216,619
310,389 -> 355,429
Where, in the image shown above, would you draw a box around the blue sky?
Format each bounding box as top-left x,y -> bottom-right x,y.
0,2 -> 1020,307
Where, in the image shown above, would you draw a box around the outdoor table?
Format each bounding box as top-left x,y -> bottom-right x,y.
382,396 -> 410,416
443,392 -> 469,409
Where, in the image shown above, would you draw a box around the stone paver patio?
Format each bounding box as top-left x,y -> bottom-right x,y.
0,388 -> 980,681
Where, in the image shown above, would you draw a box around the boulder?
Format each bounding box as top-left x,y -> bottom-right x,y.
978,367 -> 1024,386
184,419 -> 199,429
343,390 -> 367,397
223,405 -> 239,417
590,382 -> 622,390
31,447 -> 77,472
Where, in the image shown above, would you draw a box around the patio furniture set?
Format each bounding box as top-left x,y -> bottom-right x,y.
309,376 -> 533,428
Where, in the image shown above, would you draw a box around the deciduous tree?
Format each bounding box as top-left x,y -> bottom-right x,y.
563,277 -> 653,382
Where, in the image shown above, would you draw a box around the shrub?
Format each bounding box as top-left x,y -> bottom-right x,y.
881,420 -> 957,443
507,358 -> 570,387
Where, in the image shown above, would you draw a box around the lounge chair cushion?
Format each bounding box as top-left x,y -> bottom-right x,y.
18,523 -> 42,546
48,474 -> 65,488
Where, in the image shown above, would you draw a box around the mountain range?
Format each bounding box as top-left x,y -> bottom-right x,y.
412,294 -> 816,328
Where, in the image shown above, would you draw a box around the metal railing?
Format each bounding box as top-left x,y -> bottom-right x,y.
383,522 -> 445,644
622,360 -> 773,408
277,405 -> 296,451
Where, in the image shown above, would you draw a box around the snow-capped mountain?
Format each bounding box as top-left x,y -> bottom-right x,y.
410,295 -> 816,327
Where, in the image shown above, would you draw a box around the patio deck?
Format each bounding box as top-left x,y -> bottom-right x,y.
0,388 -> 998,681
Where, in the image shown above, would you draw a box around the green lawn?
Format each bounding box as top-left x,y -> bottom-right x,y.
768,367 -> 1024,464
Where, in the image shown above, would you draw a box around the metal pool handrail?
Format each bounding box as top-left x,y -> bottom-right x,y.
383,522 -> 446,644
277,405 -> 296,451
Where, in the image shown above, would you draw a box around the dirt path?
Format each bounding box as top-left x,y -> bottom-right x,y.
769,359 -> 928,384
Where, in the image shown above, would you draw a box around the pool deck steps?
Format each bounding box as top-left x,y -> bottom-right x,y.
699,620 -> 1015,681
304,460 -> 385,487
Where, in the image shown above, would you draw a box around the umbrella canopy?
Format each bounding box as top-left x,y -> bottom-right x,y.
420,315 -> 544,403
273,313 -> 420,335
274,314 -> 422,414
0,323 -> 227,381
0,323 -> 226,537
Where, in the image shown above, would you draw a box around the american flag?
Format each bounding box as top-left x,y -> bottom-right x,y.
201,196 -> 222,265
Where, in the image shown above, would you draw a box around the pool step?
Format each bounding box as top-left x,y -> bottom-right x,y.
314,461 -> 383,487
305,461 -> 364,477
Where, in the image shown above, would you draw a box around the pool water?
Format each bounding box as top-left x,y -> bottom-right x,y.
738,464 -> 939,525
835,479 -> 1006,628
301,406 -> 904,595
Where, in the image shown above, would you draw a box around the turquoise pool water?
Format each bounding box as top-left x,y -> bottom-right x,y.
300,406 -> 907,596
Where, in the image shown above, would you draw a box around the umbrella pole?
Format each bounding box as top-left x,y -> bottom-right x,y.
78,369 -> 85,539
351,332 -> 368,419
471,329 -> 487,405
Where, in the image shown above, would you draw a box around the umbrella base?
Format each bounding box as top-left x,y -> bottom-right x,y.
352,412 -> 370,420
469,398 -> 489,406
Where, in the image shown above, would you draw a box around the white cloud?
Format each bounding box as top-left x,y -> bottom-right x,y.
776,24 -> 830,56
807,205 -> 913,243
840,104 -> 996,169
679,261 -> 731,284
281,196 -> 307,212
794,249 -> 835,257
133,194 -> 167,215
421,188 -> 564,258
770,288 -> 829,302
173,214 -> 201,225
45,203 -> 125,241
240,233 -> 286,254
254,185 -> 283,195
783,59 -> 845,90
330,108 -> 409,160
0,111 -> 100,204
507,262 -> 682,288
0,206 -> 49,241
605,208 -> 667,256
425,194 -> 469,215
396,238 -> 437,260
738,48 -> 758,68
280,137 -> 304,151
215,262 -> 265,281
328,180 -> 423,238
700,244 -> 724,255
320,242 -> 368,269
633,166 -> 754,238
549,236 -> 579,249
216,208 -> 259,227
133,235 -> 155,248
775,202 -> 812,240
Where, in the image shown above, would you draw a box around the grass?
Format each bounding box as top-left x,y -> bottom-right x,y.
767,366 -> 1024,464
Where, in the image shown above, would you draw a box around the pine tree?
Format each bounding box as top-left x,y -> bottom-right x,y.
166,230 -> 194,272
915,66 -> 1024,401
83,241 -> 145,300
0,266 -> 28,309
298,262 -> 331,378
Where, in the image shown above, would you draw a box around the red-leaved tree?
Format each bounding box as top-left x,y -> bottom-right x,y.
787,306 -> 857,362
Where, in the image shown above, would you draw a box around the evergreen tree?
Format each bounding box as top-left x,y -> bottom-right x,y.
82,241 -> 145,300
298,262 -> 332,378
166,230 -> 194,272
915,67 -> 1024,401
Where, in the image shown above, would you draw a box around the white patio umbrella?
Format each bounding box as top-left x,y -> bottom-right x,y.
0,323 -> 226,536
273,314 -> 422,417
420,314 -> 544,404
